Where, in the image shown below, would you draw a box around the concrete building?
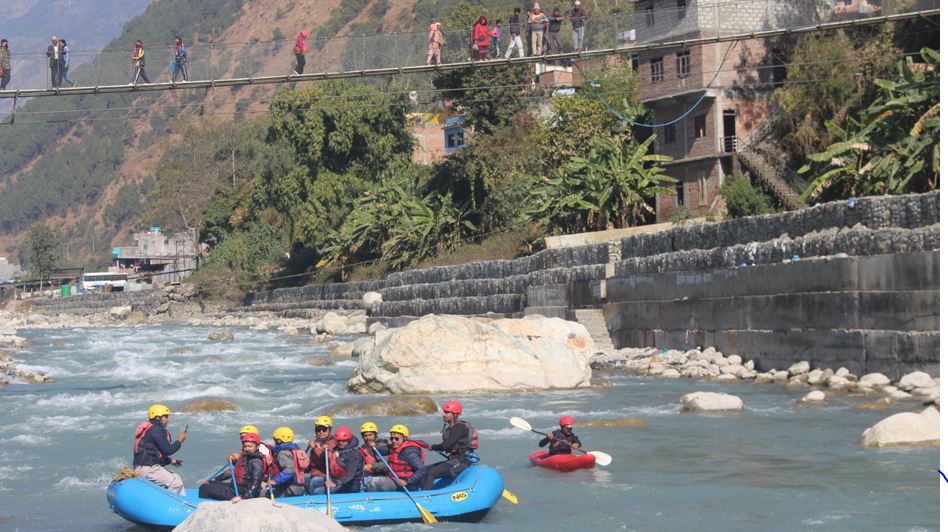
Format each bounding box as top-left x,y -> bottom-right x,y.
113,227 -> 201,287
409,111 -> 465,165
0,257 -> 22,282
632,0 -> 803,221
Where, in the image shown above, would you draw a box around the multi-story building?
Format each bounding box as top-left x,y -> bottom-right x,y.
632,0 -> 797,221
113,227 -> 202,287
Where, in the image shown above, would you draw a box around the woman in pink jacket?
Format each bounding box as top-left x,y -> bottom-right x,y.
293,30 -> 308,74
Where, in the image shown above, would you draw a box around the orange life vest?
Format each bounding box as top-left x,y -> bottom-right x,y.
233,451 -> 272,485
388,440 -> 426,479
269,448 -> 309,485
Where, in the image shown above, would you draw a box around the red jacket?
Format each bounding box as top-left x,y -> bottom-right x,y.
472,20 -> 491,48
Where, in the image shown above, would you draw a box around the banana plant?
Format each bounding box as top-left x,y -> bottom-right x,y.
800,48 -> 939,201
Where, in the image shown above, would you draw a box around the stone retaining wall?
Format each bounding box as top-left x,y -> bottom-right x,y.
32,290 -> 167,314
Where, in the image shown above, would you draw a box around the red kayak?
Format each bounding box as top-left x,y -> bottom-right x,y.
529,451 -> 596,472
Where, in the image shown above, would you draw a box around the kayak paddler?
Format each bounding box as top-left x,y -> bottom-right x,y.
538,415 -> 581,455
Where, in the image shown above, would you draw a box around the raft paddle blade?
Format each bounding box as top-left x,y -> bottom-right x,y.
417,502 -> 438,523
509,416 -> 533,432
588,451 -> 612,466
502,489 -> 520,504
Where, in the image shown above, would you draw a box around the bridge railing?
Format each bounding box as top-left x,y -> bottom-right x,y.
0,0 -> 938,92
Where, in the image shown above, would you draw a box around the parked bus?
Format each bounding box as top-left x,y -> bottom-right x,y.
81,272 -> 128,292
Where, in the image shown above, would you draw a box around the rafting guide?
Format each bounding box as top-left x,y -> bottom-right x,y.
131,404 -> 188,495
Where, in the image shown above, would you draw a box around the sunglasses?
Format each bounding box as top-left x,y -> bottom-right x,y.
315,426 -> 331,432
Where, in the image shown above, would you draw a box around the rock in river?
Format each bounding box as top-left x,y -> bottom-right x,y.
207,330 -> 234,342
173,497 -> 346,532
347,314 -> 591,394
179,398 -> 239,414
324,396 -> 438,417
679,392 -> 744,413
859,406 -> 939,448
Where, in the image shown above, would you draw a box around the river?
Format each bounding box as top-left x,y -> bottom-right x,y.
0,326 -> 938,531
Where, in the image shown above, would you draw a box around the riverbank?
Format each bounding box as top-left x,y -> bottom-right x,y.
0,325 -> 938,531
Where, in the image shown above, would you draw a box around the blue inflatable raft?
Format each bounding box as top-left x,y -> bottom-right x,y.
107,465 -> 504,528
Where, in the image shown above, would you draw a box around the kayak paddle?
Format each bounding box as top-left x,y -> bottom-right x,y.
509,416 -> 613,466
373,447 -> 438,524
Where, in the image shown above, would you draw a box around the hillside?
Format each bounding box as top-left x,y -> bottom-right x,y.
0,0 -> 152,91
0,0 -> 630,269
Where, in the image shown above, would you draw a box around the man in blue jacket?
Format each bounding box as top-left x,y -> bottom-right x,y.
133,404 -> 188,495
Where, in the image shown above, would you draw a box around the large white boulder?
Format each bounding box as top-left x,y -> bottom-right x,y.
859,373 -> 891,387
347,314 -> 591,394
492,314 -> 598,362
859,407 -> 940,448
109,306 -> 132,320
788,361 -> 810,376
319,312 -> 367,336
679,392 -> 744,413
898,371 -> 933,391
362,291 -> 383,310
173,498 -> 346,532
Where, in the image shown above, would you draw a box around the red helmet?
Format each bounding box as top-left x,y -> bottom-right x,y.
559,416 -> 575,427
334,426 -> 353,441
442,400 -> 463,415
240,432 -> 261,444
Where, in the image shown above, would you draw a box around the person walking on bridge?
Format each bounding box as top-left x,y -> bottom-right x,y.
46,36 -> 61,88
172,36 -> 189,83
293,30 -> 308,75
426,23 -> 445,66
130,40 -> 150,84
59,39 -> 76,86
527,4 -> 549,57
504,8 -> 524,59
0,39 -> 10,90
571,1 -> 587,52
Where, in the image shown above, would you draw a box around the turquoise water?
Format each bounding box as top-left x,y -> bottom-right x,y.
0,326 -> 938,531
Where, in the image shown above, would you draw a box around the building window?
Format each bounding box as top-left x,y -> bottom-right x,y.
631,54 -> 639,71
445,129 -> 465,151
675,181 -> 685,206
664,124 -> 676,144
645,3 -> 655,26
677,0 -> 688,19
650,57 -> 664,82
694,114 -> 706,138
676,50 -> 691,78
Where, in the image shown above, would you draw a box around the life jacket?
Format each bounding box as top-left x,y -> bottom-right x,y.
269,448 -> 309,485
308,436 -> 332,475
133,421 -> 168,462
358,445 -> 376,466
388,440 -> 426,479
234,451 -> 272,485
442,420 -> 479,454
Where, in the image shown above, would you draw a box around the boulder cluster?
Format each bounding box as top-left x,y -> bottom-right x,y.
592,347 -> 940,407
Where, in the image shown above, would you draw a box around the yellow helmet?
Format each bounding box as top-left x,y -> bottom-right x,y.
148,404 -> 171,419
389,424 -> 410,437
272,426 -> 295,443
360,422 -> 378,434
314,415 -> 333,428
239,425 -> 259,435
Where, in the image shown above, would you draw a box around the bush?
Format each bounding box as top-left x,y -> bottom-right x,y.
720,176 -> 774,219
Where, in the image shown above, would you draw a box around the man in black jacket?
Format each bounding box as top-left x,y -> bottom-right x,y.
319,426 -> 364,494
132,404 -> 188,495
199,432 -> 266,500
539,415 -> 582,456
46,36 -> 61,88
422,400 -> 476,490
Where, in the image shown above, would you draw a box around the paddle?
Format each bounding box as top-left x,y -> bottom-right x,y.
431,449 -> 519,504
324,449 -> 333,519
205,463 -> 230,482
372,447 -> 438,524
509,416 -> 613,466
228,461 -> 239,497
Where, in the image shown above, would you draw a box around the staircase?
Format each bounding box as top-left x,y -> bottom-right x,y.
574,309 -> 617,357
735,144 -> 806,210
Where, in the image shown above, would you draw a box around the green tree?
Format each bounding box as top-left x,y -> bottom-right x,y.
529,135 -> 676,233
27,224 -> 61,290
432,64 -> 533,134
719,176 -> 775,218
799,48 -> 940,201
